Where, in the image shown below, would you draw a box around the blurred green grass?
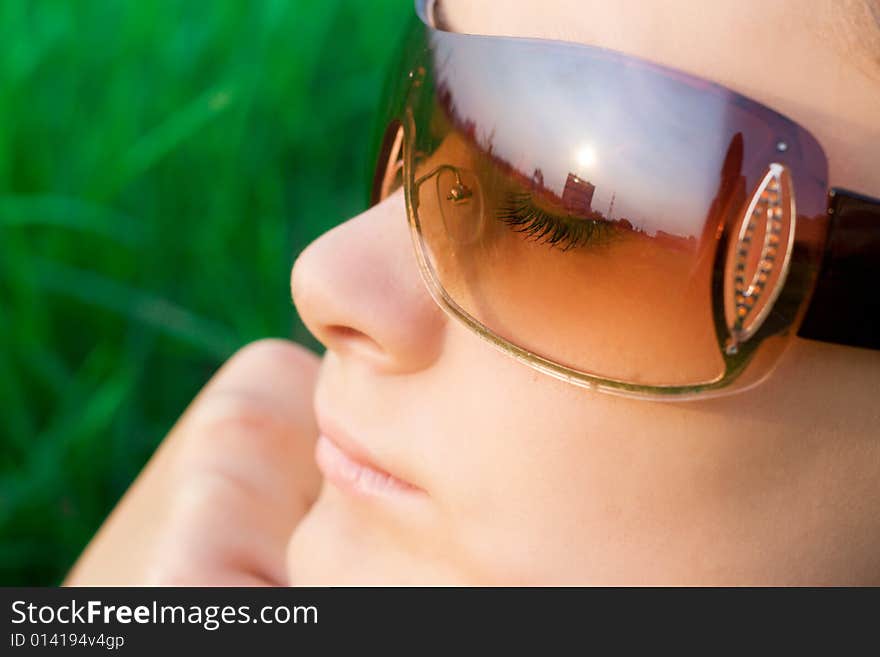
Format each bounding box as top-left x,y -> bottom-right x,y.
0,0 -> 409,585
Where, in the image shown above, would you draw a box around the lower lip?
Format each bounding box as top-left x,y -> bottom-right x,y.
314,434 -> 422,499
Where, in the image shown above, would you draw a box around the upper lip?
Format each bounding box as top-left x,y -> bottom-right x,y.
314,410 -> 424,493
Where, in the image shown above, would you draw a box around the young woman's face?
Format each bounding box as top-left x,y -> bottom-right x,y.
287,0 -> 880,584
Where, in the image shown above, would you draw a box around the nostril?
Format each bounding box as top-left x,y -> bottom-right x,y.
325,325 -> 384,357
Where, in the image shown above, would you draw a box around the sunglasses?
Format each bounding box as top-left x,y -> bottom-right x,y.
368,0 -> 880,400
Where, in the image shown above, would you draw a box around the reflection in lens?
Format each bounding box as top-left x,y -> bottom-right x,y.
403,22 -> 829,391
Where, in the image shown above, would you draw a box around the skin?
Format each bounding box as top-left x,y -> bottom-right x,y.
68,0 -> 880,586
66,340 -> 323,585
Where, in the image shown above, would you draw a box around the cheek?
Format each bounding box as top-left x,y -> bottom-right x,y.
417,325 -> 746,583
409,325 -> 644,582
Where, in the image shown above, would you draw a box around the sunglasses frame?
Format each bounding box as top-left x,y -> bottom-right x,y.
368,0 -> 880,400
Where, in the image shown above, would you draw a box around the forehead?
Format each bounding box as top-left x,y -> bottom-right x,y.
437,0 -> 880,194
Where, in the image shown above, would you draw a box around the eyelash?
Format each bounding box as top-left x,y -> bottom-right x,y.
495,192 -> 614,251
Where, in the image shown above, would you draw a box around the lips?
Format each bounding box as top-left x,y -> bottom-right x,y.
314,424 -> 423,499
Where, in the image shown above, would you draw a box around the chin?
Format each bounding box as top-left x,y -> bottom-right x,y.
285,486 -> 465,586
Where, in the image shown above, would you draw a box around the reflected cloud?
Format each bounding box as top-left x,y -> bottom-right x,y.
429,30 -> 748,239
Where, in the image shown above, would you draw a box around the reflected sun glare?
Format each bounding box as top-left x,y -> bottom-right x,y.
574,143 -> 597,170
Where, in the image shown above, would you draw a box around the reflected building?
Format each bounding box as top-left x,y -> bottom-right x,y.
531,168 -> 545,190
562,173 -> 595,213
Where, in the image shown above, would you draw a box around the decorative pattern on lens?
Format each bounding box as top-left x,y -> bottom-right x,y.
724,163 -> 796,354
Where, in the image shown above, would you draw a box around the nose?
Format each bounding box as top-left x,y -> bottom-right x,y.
291,189 -> 446,374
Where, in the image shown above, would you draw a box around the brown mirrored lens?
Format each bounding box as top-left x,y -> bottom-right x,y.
396,20 -> 829,391
413,130 -> 725,386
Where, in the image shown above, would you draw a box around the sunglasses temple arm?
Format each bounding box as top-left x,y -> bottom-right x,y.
796,188 -> 880,350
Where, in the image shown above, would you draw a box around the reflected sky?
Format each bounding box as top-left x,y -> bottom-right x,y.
430,30 -> 759,238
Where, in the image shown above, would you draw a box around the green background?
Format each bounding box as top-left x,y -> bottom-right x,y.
0,0 -> 409,585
